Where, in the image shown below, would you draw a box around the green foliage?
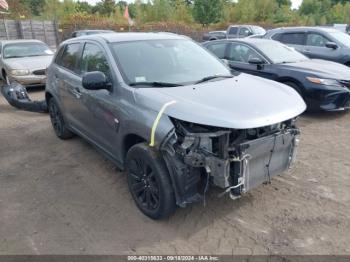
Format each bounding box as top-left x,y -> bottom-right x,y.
299,0 -> 332,25
7,0 -> 350,29
193,0 -> 223,26
21,0 -> 45,16
75,1 -> 93,13
93,0 -> 116,16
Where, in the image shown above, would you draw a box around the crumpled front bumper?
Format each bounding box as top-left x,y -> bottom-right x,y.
161,121 -> 300,206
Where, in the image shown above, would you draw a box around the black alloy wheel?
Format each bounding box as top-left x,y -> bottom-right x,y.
126,143 -> 176,219
48,98 -> 74,139
128,157 -> 160,211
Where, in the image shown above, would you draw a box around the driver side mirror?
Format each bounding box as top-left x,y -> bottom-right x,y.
82,71 -> 111,91
325,42 -> 338,49
248,57 -> 265,70
248,57 -> 265,65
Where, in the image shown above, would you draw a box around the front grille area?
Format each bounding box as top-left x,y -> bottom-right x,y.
33,69 -> 46,76
339,80 -> 350,89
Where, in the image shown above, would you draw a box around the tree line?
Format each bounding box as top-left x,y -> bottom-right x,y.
5,0 -> 350,27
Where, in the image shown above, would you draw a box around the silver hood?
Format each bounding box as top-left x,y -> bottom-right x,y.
4,55 -> 53,71
135,74 -> 306,129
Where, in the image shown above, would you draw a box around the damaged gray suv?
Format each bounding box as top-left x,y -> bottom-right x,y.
46,33 -> 306,219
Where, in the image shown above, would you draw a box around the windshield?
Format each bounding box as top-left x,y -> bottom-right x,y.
3,42 -> 53,59
258,41 -> 308,64
252,26 -> 266,35
110,39 -> 231,86
328,31 -> 350,48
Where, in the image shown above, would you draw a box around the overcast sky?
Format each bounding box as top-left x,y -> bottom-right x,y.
81,0 -> 304,9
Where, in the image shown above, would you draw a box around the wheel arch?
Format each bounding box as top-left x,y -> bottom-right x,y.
45,91 -> 53,104
276,77 -> 304,92
123,133 -> 147,161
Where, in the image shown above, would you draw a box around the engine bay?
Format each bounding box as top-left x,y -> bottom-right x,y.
161,118 -> 300,206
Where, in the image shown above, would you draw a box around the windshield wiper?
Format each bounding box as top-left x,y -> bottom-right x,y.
129,81 -> 183,87
195,75 -> 233,84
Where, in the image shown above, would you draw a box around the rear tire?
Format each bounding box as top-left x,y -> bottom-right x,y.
48,98 -> 74,139
126,143 -> 176,220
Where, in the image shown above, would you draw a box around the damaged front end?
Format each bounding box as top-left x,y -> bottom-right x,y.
160,118 -> 300,207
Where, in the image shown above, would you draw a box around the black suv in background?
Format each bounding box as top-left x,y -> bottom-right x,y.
264,27 -> 350,66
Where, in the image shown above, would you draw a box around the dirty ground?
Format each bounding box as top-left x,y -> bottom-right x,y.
0,88 -> 349,255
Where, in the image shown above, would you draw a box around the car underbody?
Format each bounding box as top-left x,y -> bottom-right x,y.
160,118 -> 300,207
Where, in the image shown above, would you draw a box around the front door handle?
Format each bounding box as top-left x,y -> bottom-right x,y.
72,87 -> 82,99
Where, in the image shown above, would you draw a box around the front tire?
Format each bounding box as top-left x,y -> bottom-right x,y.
126,143 -> 176,220
48,98 -> 74,139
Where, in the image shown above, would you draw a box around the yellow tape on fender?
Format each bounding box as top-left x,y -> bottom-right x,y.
149,100 -> 177,147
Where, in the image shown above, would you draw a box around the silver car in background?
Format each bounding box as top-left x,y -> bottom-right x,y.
0,40 -> 54,86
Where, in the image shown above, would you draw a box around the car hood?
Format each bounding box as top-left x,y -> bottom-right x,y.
135,74 -> 306,129
279,59 -> 350,80
4,55 -> 53,71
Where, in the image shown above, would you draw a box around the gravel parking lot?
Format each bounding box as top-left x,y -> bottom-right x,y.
0,87 -> 349,255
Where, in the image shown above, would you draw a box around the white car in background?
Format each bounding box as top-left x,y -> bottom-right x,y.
0,39 -> 54,87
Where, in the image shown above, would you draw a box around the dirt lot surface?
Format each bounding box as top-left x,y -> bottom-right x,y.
0,88 -> 349,255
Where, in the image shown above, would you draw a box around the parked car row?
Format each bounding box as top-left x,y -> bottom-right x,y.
203,38 -> 350,111
1,28 -> 349,219
204,25 -> 350,66
264,27 -> 350,66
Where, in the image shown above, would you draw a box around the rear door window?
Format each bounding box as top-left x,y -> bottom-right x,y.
280,33 -> 305,45
228,27 -> 238,35
206,43 -> 228,59
59,43 -> 81,73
